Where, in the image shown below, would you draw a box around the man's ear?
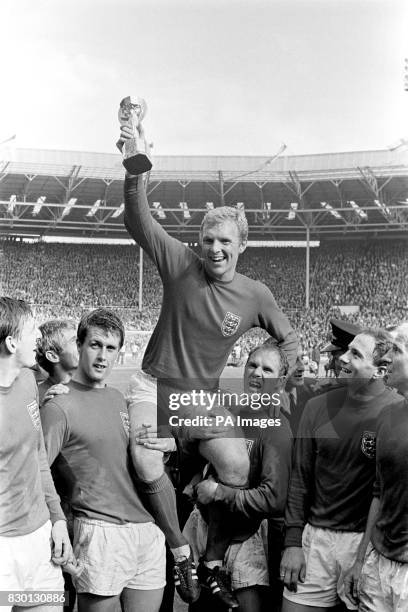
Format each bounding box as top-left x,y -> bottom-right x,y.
4,336 -> 17,354
45,349 -> 60,364
239,240 -> 247,254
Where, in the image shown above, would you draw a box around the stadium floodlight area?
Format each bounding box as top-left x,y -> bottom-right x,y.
320,201 -> 342,220
348,200 -> 367,219
374,199 -> 391,217
7,195 -> 16,214
86,199 -> 102,217
61,198 -> 77,218
111,203 -> 125,218
287,202 -> 298,220
152,201 -> 166,219
32,196 -> 46,216
179,202 -> 191,219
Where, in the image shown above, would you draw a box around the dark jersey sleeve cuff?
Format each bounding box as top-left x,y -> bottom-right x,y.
284,526 -> 304,548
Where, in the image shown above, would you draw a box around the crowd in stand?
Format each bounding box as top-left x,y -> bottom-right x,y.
1,239 -> 408,348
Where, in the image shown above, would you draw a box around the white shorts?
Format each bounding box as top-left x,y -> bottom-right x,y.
283,524 -> 363,609
0,520 -> 64,610
183,507 -> 269,591
73,518 -> 166,595
358,545 -> 408,612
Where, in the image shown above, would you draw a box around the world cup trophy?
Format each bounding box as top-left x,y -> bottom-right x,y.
118,96 -> 152,175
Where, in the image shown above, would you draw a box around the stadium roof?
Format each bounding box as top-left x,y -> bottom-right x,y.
1,146 -> 408,241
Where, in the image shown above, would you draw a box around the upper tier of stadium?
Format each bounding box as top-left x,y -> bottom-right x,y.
0,146 -> 407,240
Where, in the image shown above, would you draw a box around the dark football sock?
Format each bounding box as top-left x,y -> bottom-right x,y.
204,501 -> 234,563
138,472 -> 189,549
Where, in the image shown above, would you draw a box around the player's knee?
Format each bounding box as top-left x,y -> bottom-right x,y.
130,444 -> 164,481
199,438 -> 250,486
220,458 -> 250,486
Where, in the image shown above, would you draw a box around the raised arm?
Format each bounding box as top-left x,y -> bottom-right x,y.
118,126 -> 191,275
123,174 -> 169,259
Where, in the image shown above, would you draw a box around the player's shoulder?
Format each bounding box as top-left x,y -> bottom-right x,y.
381,385 -> 403,406
10,368 -> 38,398
19,367 -> 37,385
377,395 -> 408,429
41,380 -> 85,413
41,388 -> 72,416
376,388 -> 406,419
234,273 -> 272,295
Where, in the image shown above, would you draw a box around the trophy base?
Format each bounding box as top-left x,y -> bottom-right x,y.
123,154 -> 152,175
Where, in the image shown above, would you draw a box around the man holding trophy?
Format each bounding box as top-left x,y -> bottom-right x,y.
117,96 -> 298,608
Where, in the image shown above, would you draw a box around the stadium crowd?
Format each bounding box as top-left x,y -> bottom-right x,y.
2,239 -> 408,346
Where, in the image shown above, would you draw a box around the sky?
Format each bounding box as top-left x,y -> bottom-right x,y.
1,0 -> 407,157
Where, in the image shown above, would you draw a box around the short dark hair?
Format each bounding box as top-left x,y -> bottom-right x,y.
360,328 -> 394,367
77,309 -> 125,348
36,319 -> 76,374
0,297 -> 33,349
247,340 -> 289,378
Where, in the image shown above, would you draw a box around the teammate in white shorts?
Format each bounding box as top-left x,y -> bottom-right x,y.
0,297 -> 73,612
40,309 -> 166,612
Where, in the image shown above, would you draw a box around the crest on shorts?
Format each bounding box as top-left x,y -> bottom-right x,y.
27,400 -> 41,431
221,312 -> 241,337
361,431 -> 376,459
120,411 -> 130,435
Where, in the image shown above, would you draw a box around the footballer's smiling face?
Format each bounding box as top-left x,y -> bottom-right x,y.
244,347 -> 283,396
77,326 -> 121,388
200,220 -> 247,282
339,333 -> 379,384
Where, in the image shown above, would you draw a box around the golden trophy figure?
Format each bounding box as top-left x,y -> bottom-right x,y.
118,96 -> 152,175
